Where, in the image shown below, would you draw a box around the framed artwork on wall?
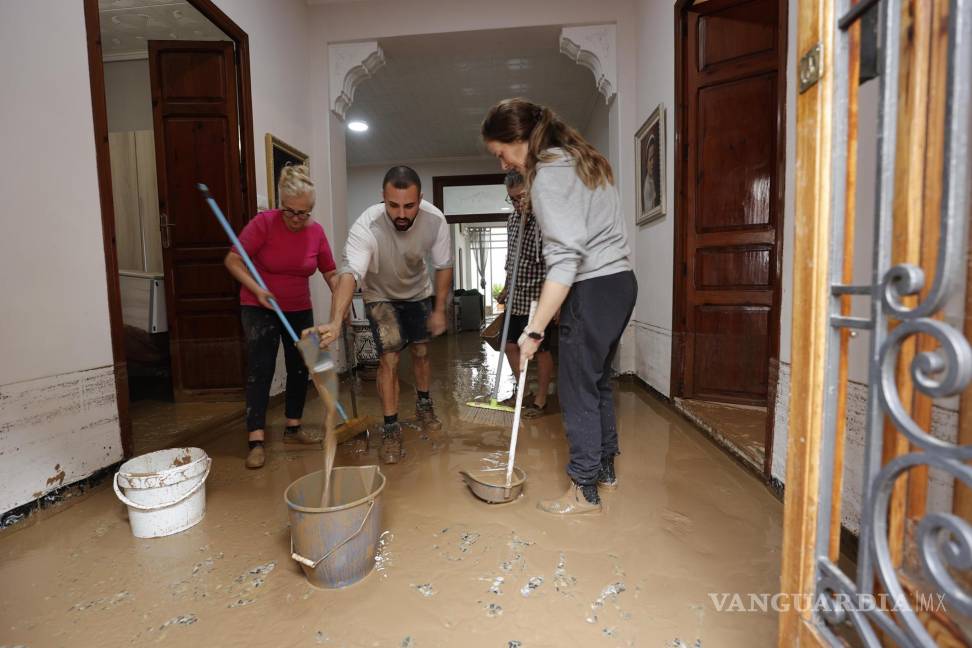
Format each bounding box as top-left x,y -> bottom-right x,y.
635,104 -> 666,225
265,133 -> 309,209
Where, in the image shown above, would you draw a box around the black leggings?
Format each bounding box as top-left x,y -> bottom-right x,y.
241,306 -> 314,432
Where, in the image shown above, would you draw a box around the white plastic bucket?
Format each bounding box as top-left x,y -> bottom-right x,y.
113,447 -> 211,538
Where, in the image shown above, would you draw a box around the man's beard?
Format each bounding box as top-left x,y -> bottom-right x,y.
388,212 -> 415,231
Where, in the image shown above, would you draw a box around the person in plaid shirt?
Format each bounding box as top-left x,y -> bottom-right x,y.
496,170 -> 554,418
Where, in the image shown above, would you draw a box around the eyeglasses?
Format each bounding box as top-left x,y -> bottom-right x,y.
504,195 -> 524,206
282,206 -> 312,219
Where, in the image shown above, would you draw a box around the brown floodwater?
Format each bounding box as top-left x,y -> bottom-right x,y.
0,333 -> 783,647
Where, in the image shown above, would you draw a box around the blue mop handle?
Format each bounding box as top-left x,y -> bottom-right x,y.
197,184 -> 300,344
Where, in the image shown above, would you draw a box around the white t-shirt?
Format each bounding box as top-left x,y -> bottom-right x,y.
339,199 -> 453,303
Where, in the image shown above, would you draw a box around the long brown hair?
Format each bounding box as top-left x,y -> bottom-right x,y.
481,98 -> 614,198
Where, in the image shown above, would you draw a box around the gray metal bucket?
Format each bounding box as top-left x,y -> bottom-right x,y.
285,465 -> 385,589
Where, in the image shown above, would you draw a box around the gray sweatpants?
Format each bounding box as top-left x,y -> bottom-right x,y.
558,271 -> 637,484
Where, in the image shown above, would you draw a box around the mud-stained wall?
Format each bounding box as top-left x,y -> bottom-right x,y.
0,367 -> 122,514
0,1 -> 121,515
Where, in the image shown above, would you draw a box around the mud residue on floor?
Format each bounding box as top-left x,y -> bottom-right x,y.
0,334 -> 783,647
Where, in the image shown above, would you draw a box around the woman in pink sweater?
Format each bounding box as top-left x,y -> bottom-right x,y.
224,165 -> 337,469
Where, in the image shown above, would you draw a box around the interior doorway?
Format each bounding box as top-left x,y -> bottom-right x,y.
85,0 -> 258,456
672,0 -> 788,474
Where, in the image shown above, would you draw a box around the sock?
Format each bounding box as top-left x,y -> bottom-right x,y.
417,390 -> 430,401
248,440 -> 264,449
384,414 -> 398,426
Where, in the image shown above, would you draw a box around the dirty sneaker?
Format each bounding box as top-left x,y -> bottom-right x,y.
380,422 -> 403,464
597,455 -> 617,490
521,401 -> 547,419
282,425 -> 320,445
245,443 -> 265,469
416,397 -> 442,431
500,391 -> 533,408
537,480 -> 601,515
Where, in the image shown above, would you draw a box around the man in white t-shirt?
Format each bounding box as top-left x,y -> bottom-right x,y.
312,166 -> 454,463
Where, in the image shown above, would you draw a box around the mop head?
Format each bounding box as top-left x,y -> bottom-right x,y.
459,398 -> 516,426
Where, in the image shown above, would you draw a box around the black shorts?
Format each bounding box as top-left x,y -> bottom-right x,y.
506,314 -> 554,352
365,298 -> 433,355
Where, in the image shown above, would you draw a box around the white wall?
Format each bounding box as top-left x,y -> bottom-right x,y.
633,0 -> 679,395
104,60 -> 153,132
0,1 -> 122,514
583,97 -> 614,170
346,158 -> 503,227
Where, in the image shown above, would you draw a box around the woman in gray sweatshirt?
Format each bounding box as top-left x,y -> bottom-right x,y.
482,98 -> 637,516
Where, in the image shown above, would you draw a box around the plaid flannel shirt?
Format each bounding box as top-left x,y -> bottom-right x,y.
504,208 -> 546,316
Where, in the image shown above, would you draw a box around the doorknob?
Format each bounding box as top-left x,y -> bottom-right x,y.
160,212 -> 175,249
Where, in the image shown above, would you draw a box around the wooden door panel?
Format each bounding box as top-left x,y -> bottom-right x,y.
697,74 -> 777,231
173,262 -> 237,298
677,0 -> 784,406
158,52 -> 228,103
696,245 -> 773,290
692,305 -> 769,400
698,0 -> 778,70
149,40 -> 246,398
177,313 -> 245,390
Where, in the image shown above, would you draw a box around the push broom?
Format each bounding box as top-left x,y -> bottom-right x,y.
460,214 -> 526,426
198,184 -> 372,445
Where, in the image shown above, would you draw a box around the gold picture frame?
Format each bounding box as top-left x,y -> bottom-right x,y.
265,133 -> 309,209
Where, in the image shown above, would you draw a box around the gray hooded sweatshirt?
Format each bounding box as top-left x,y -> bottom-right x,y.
531,148 -> 632,286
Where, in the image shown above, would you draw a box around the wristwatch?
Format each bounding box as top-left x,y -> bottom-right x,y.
525,329 -> 544,340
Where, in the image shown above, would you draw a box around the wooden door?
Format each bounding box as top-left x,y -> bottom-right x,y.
148,40 -> 246,399
675,0 -> 786,405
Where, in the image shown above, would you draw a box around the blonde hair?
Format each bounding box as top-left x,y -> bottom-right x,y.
481,98 -> 614,203
278,163 -> 314,201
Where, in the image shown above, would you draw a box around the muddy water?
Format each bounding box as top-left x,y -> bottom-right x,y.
0,333 -> 783,647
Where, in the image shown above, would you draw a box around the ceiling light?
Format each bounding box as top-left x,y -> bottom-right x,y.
348,121 -> 369,133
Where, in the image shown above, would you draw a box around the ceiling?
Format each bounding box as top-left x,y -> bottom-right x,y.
98,0 -> 229,60
345,26 -> 602,166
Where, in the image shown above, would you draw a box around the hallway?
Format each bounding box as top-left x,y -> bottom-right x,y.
0,334 -> 781,647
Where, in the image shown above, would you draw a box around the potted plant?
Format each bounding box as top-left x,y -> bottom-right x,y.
491,283 -> 505,313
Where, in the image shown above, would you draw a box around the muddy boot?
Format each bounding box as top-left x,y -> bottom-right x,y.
537,480 -> 602,515
415,397 -> 442,431
245,442 -> 265,469
282,425 -> 320,445
380,422 -> 404,464
597,455 -> 618,490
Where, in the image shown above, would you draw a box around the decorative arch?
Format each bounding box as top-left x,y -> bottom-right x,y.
559,24 -> 617,103
329,41 -> 385,120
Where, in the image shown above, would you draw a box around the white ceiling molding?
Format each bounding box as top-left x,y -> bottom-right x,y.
329,42 -> 385,121
559,24 -> 617,104
103,51 -> 149,62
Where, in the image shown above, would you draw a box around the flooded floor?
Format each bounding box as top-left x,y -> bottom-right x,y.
674,399 -> 768,472
130,399 -> 246,457
0,333 -> 783,647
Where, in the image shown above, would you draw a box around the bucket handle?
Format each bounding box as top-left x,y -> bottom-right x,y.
113,458 -> 212,511
290,499 -> 376,569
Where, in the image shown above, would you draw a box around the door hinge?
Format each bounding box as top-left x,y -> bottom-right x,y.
799,43 -> 823,94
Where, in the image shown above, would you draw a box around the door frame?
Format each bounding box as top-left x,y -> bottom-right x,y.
670,0 -> 788,478
83,0 -> 258,457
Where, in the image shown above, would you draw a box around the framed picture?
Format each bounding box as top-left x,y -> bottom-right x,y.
635,104 -> 666,225
265,133 -> 309,209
